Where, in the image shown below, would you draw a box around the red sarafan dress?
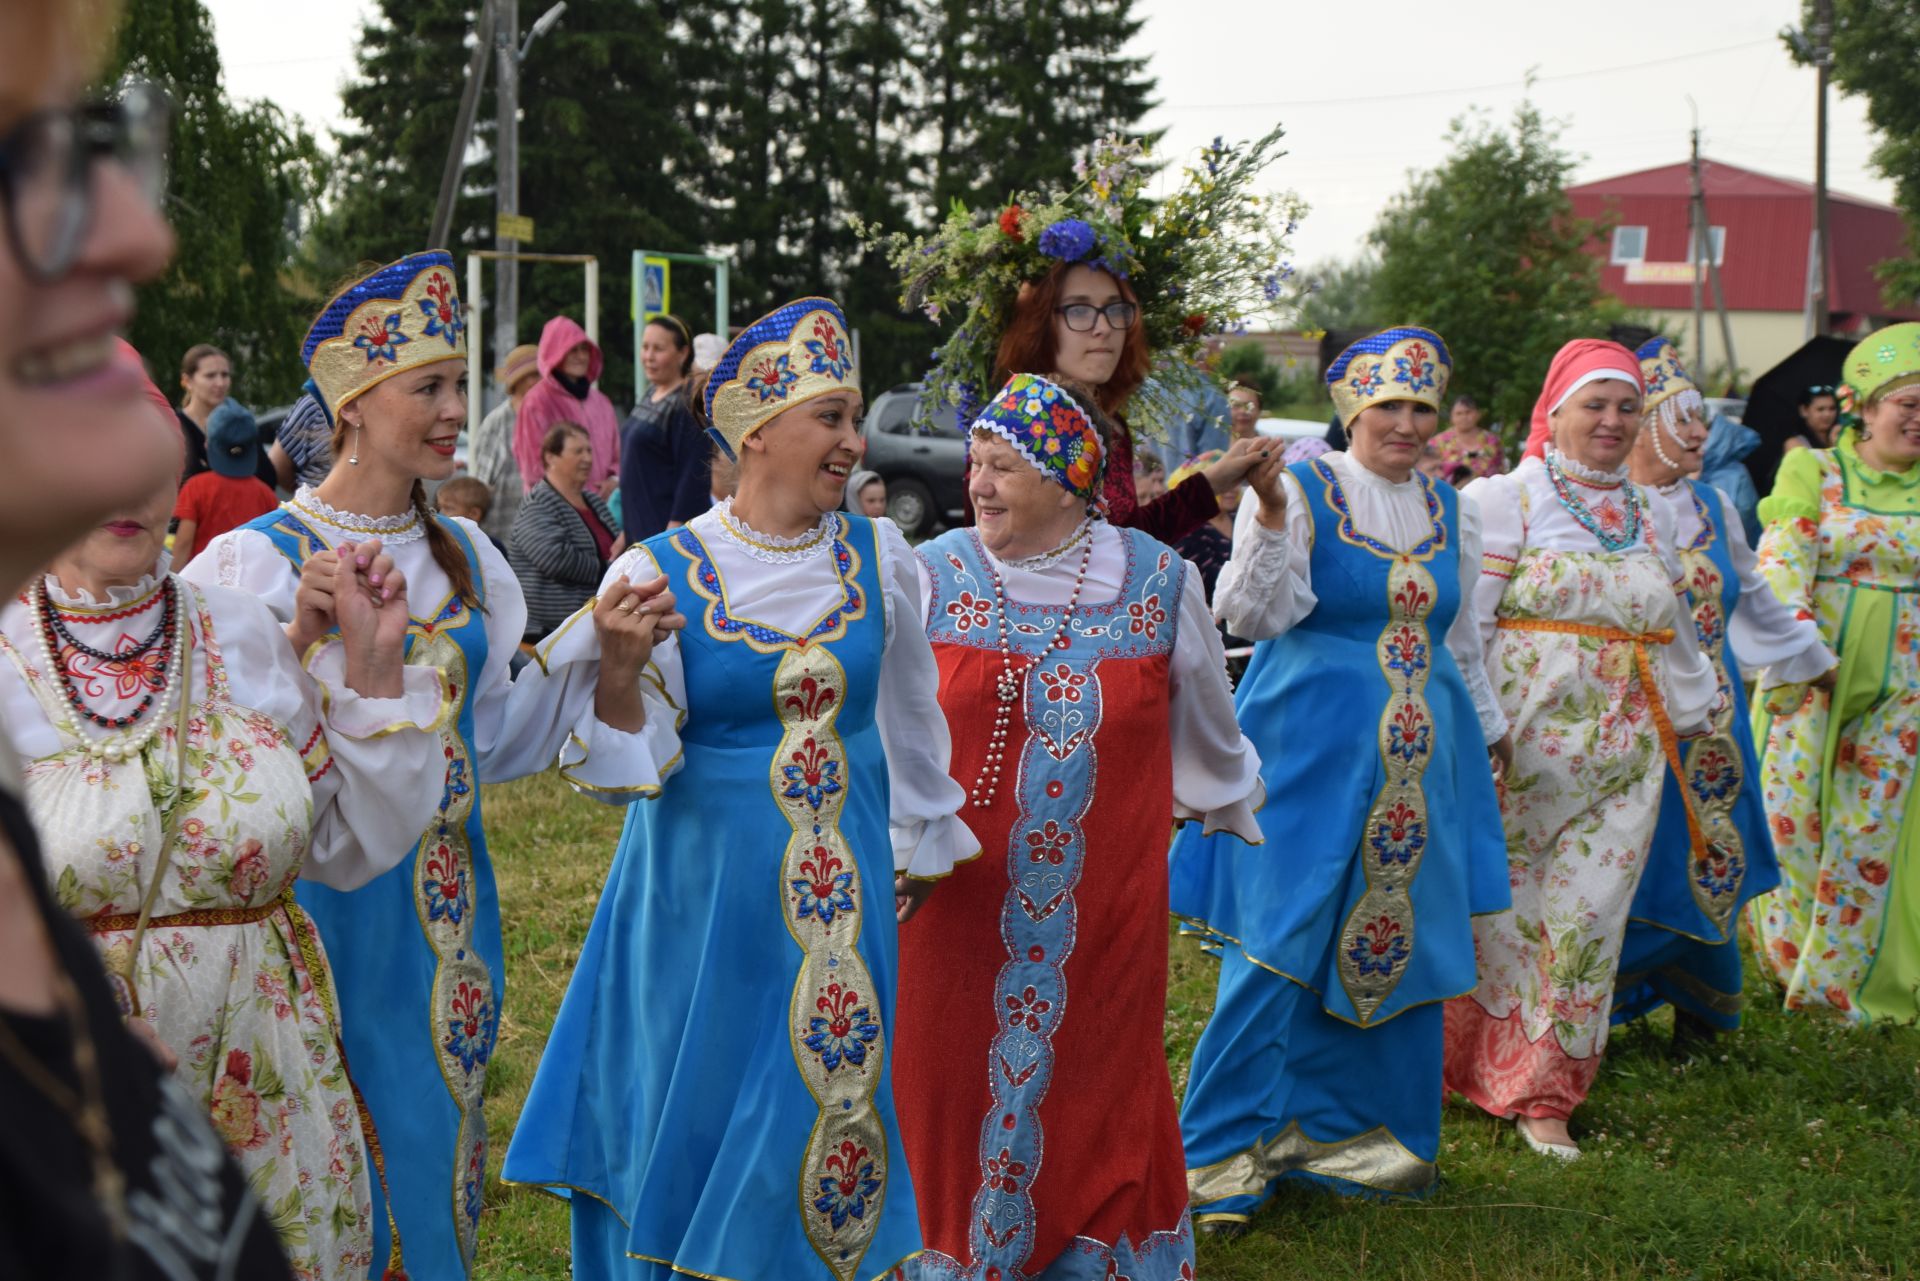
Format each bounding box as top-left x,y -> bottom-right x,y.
894,523 -> 1203,1281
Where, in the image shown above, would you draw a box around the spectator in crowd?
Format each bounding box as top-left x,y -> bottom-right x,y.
1226,378 -> 1263,440
271,389 -> 332,490
514,316 -> 619,499
1427,392 -> 1507,481
1783,384 -> 1841,453
509,422 -> 621,642
171,399 -> 278,564
472,342 -> 538,542
174,342 -> 229,478
1134,450 -> 1166,505
619,314 -> 710,542
845,468 -> 886,517
435,475 -> 505,558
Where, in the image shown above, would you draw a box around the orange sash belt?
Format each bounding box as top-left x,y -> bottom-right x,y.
1496,617 -> 1706,859
86,896 -> 283,934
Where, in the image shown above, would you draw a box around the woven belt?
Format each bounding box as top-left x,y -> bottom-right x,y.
86,896 -> 283,934
1496,617 -> 1704,859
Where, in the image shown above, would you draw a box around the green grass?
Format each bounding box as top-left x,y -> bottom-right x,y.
474,772 -> 1920,1280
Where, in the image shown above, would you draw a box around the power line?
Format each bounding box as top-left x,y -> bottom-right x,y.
1157,37 -> 1777,113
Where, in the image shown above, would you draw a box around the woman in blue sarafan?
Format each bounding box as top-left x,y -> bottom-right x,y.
1169,327 -> 1511,1226
503,298 -> 978,1281
185,252 -> 665,1279
1612,339 -> 1833,1042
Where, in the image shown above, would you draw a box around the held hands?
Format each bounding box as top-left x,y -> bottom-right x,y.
1200,436 -> 1273,496
1243,445 -> 1290,530
591,574 -> 687,733
285,540 -> 411,697
895,873 -> 936,924
1488,733 -> 1514,787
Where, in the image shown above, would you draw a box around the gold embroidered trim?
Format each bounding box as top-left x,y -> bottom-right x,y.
1333,555 -> 1439,1024
1675,547 -> 1747,937
772,647 -> 888,1281
1187,1120 -> 1436,1205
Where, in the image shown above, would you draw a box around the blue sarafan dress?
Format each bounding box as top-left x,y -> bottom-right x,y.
505,509 -> 975,1281
1170,456 -> 1509,1215
1614,479 -> 1829,1029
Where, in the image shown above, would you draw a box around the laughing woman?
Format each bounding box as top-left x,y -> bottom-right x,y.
1749,324 -> 1920,1025
183,252 -> 668,1279
504,298 -> 977,1280
1442,340 -> 1718,1159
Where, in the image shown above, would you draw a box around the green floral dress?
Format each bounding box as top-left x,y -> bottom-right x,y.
1750,434 -> 1920,1024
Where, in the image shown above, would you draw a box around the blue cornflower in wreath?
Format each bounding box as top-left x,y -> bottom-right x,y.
743,353 -> 800,403
418,271 -> 466,349
1037,218 -> 1097,263
1348,915 -> 1410,979
814,1138 -> 882,1230
803,980 -> 881,1072
353,312 -> 410,365
802,314 -> 854,382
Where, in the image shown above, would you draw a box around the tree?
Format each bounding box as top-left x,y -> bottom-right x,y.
109,0 -> 325,406
1295,256 -> 1383,335
1367,103 -> 1623,436
1793,0 -> 1920,304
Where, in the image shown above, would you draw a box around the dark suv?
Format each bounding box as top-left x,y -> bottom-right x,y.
862,382 -> 968,536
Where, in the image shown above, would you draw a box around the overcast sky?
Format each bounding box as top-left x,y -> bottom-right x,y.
204,0 -> 1894,269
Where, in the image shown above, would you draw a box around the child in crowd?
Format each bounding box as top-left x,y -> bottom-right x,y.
1134,451 -> 1167,505
435,474 -> 508,557
172,399 -> 278,563
845,469 -> 887,517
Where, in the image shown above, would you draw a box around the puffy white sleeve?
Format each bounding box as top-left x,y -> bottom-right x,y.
1169,559 -> 1265,841
1448,492 -> 1509,745
1644,488 -> 1719,735
876,520 -> 979,880
181,527 -> 300,619
1461,473 -> 1522,659
539,543 -> 688,803
208,587 -> 453,891
1712,489 -> 1837,687
1213,470 -> 1314,641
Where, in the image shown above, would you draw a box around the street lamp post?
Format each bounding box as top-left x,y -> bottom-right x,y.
494,2 -> 567,381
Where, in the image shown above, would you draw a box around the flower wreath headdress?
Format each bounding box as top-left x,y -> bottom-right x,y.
857,127 -> 1305,445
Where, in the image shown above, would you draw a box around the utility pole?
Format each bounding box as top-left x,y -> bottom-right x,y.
493,0 -> 520,384
430,0 -> 496,251
1811,0 -> 1834,337
1688,105 -> 1706,373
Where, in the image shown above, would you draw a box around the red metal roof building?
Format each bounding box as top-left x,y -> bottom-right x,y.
1567,159 -> 1919,382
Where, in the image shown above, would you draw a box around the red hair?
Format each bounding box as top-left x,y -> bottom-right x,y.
994,263 -> 1150,416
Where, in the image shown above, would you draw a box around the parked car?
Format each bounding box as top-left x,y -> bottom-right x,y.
1255,416 -> 1333,443
863,382 -> 968,536
1705,397 -> 1747,423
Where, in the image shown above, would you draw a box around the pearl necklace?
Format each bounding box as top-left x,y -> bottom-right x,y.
966,529 -> 1096,808
29,577 -> 188,761
1546,449 -> 1642,553
291,486 -> 423,544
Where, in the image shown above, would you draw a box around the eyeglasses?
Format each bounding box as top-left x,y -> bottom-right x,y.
0,82 -> 170,284
1055,302 -> 1138,333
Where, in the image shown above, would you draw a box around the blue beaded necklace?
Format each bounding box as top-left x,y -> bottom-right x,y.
1546,449 -> 1642,552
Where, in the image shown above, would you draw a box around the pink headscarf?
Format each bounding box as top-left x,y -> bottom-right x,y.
1521,339 -> 1644,460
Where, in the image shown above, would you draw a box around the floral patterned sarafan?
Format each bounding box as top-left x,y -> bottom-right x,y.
1748,439 -> 1920,1024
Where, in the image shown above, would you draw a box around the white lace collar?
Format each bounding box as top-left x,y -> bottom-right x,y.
289,484 -> 426,545
704,498 -> 836,565
1332,450 -> 1421,494
42,556 -> 170,611
1546,447 -> 1631,487
998,514 -> 1099,573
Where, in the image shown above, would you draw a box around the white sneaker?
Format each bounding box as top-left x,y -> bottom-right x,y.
1516,1117 -> 1581,1161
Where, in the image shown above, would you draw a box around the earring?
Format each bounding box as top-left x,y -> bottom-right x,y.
349,427 -> 361,465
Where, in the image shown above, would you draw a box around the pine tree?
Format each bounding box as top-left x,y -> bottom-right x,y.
109,0 -> 325,405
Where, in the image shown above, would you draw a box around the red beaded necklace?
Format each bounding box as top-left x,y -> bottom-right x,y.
33,578 -> 180,730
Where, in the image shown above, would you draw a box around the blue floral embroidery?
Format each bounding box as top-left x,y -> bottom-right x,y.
803,981 -> 881,1072
1347,363 -> 1384,398
353,312 -> 410,364
1369,802 -> 1425,867
443,979 -> 493,1074
1392,342 -> 1436,394
1348,917 -> 1410,978
1384,627 -> 1429,677
813,1139 -> 882,1230
802,315 -> 854,381
743,354 -> 799,402
782,738 -> 843,810
418,272 -> 466,349
791,847 -> 857,926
